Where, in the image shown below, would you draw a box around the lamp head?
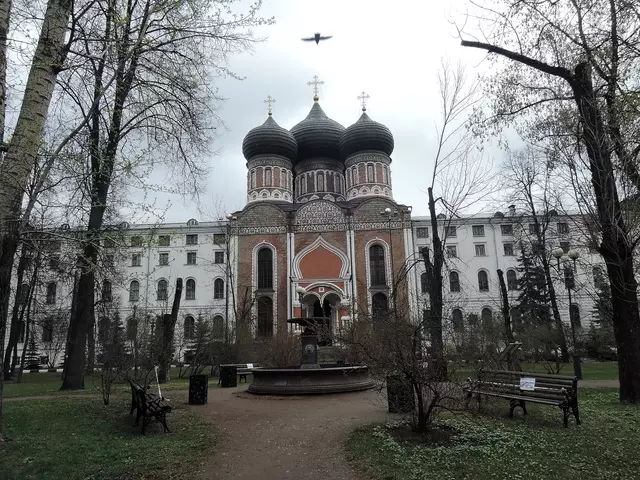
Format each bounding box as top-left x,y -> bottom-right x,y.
568,249 -> 580,261
384,207 -> 392,214
295,285 -> 306,295
551,247 -> 564,259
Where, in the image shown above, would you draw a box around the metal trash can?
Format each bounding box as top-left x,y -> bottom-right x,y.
219,365 -> 238,388
188,374 -> 208,405
386,373 -> 414,413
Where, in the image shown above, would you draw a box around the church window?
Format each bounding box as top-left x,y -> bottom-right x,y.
369,245 -> 386,286
353,167 -> 359,185
257,247 -> 273,289
280,169 -> 285,188
214,278 -> 224,299
257,297 -> 274,338
372,292 -> 388,320
251,170 -> 256,189
383,166 -> 388,184
335,173 -> 340,193
265,168 -> 272,187
367,164 -> 374,182
317,173 -> 324,192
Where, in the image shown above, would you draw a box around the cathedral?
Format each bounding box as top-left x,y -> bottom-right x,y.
231,79 -> 414,339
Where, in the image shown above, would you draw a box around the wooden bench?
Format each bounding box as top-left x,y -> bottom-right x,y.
217,363 -> 260,385
464,369 -> 581,428
129,380 -> 172,435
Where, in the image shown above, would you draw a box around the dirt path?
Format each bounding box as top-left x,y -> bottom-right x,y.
196,386 -> 392,480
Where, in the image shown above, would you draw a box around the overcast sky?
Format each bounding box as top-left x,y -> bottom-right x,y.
137,0 -> 497,222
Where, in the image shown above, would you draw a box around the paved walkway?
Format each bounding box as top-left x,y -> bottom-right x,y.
196,386 -> 392,480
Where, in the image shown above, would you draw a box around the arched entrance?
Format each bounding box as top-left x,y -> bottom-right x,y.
312,298 -> 332,346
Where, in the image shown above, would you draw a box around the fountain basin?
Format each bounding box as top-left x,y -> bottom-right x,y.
247,365 -> 375,395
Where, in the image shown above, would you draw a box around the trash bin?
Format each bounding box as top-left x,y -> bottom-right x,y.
188,374 -> 208,405
386,373 -> 414,414
220,365 -> 238,388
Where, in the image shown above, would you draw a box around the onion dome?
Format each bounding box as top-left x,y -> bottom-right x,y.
290,102 -> 345,163
242,115 -> 298,161
339,110 -> 394,160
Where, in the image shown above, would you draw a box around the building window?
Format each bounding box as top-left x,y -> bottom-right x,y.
564,266 -> 575,289
452,308 -> 464,332
103,237 -> 115,248
214,251 -> 224,264
280,170 -> 286,188
130,236 -> 142,247
251,170 -> 256,189
102,280 -> 112,302
157,279 -> 168,301
17,283 -> 30,306
478,271 -> 489,291
263,167 -> 271,187
186,279 -> 196,300
468,313 -> 478,326
560,241 -> 570,253
49,254 -> 60,270
481,307 -> 493,328
214,278 -> 224,299
126,317 -> 137,341
257,248 -> 273,289
558,222 -> 569,234
511,307 -> 523,331
42,319 -> 53,342
383,165 -> 388,184
506,269 -> 518,290
186,234 -> 198,245
369,245 -> 386,286
449,272 -> 460,292
257,297 -> 274,337
184,315 -> 195,339
570,304 -> 582,329
529,223 -> 539,235
187,252 -> 197,265
129,280 -> 140,302
131,254 -> 142,267
212,315 -> 224,339
501,224 -> 513,235
317,173 -> 324,191
446,245 -> 457,258
416,227 -> 428,238
420,273 -> 429,294
367,164 -> 374,182
372,293 -> 388,321
98,317 -> 110,344
532,241 -> 545,255
159,252 -> 169,266
158,235 -> 170,247
445,226 -> 457,237
503,243 -> 514,256
474,244 -> 487,257
213,234 -> 226,245
46,282 -> 57,305
472,225 -> 485,237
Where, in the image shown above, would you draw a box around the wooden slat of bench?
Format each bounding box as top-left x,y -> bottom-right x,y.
471,384 -> 565,403
482,374 -> 575,388
482,369 -> 577,382
469,389 -> 563,406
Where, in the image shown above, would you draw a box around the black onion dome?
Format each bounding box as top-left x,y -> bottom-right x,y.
242,115 -> 298,161
339,111 -> 394,160
290,102 -> 345,163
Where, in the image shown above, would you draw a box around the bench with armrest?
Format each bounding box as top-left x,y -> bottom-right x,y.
217,363 -> 260,384
463,369 -> 581,428
129,380 -> 171,435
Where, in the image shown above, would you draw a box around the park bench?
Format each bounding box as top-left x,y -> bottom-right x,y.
217,363 -> 260,385
464,369 -> 581,428
129,380 -> 172,435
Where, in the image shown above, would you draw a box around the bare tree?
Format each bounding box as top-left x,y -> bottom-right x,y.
459,0 -> 640,403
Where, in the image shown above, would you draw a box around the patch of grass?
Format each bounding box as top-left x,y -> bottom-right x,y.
453,361 -> 618,381
347,389 -> 640,480
0,396 -> 214,480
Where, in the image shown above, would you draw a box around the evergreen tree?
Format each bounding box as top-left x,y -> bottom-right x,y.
25,336 -> 40,369
515,243 -> 551,326
588,267 -> 615,351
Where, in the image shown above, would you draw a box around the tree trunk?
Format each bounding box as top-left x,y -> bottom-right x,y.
157,278 -> 183,383
87,320 -> 95,374
0,0 -> 10,148
496,269 -> 514,344
540,255 -> 569,362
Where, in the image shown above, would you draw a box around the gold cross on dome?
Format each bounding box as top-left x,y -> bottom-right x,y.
357,91 -> 370,111
264,95 -> 275,115
307,75 -> 324,99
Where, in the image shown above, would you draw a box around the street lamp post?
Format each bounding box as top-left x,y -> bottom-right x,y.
551,247 -> 582,380
224,214 -> 237,350
380,207 -> 397,290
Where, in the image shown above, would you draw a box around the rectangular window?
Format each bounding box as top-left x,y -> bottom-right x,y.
557,222 -> 569,234
529,223 -> 539,235
445,226 -> 457,237
416,227 -> 428,238
475,244 -> 487,257
503,243 -> 514,256
159,252 -> 169,266
158,235 -> 170,247
49,255 -> 60,270
214,251 -> 224,264
213,234 -> 226,245
501,224 -> 513,235
103,237 -> 115,248
533,242 -> 544,255
186,234 -> 198,245
446,245 -> 457,258
560,241 -> 570,253
131,254 -> 142,267
130,236 -> 142,247
187,252 -> 197,265
472,225 -> 485,237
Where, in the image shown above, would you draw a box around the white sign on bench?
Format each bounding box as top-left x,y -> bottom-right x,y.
247,363 -> 254,369
520,377 -> 536,391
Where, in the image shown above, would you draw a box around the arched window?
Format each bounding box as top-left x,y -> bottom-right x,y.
421,272 -> 429,294
347,168 -> 352,187
214,278 -> 224,299
570,304 -> 582,329
42,318 -> 53,342
452,308 -> 464,332
265,168 -> 272,187
367,164 -> 374,182
369,245 -> 386,286
213,315 -> 224,339
317,173 -> 324,191
478,271 -> 489,291
126,317 -> 137,341
186,279 -> 196,300
184,315 -> 195,339
46,282 -> 57,304
280,169 -> 285,188
481,307 -> 493,328
383,165 -> 388,184
506,270 -> 518,291
353,166 -> 359,184
157,279 -> 168,301
129,280 -> 139,302
17,283 -> 30,305
102,280 -> 112,302
372,292 -> 388,320
511,307 -> 522,331
449,272 -> 460,292
257,297 -> 273,337
257,248 -> 273,289
98,317 -> 110,343
251,170 -> 256,189
334,173 -> 340,193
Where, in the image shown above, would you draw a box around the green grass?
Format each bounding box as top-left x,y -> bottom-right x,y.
347,389 -> 639,480
0,395 -> 214,480
453,361 -> 618,381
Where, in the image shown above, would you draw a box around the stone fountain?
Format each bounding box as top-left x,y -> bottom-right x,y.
247,317 -> 375,395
